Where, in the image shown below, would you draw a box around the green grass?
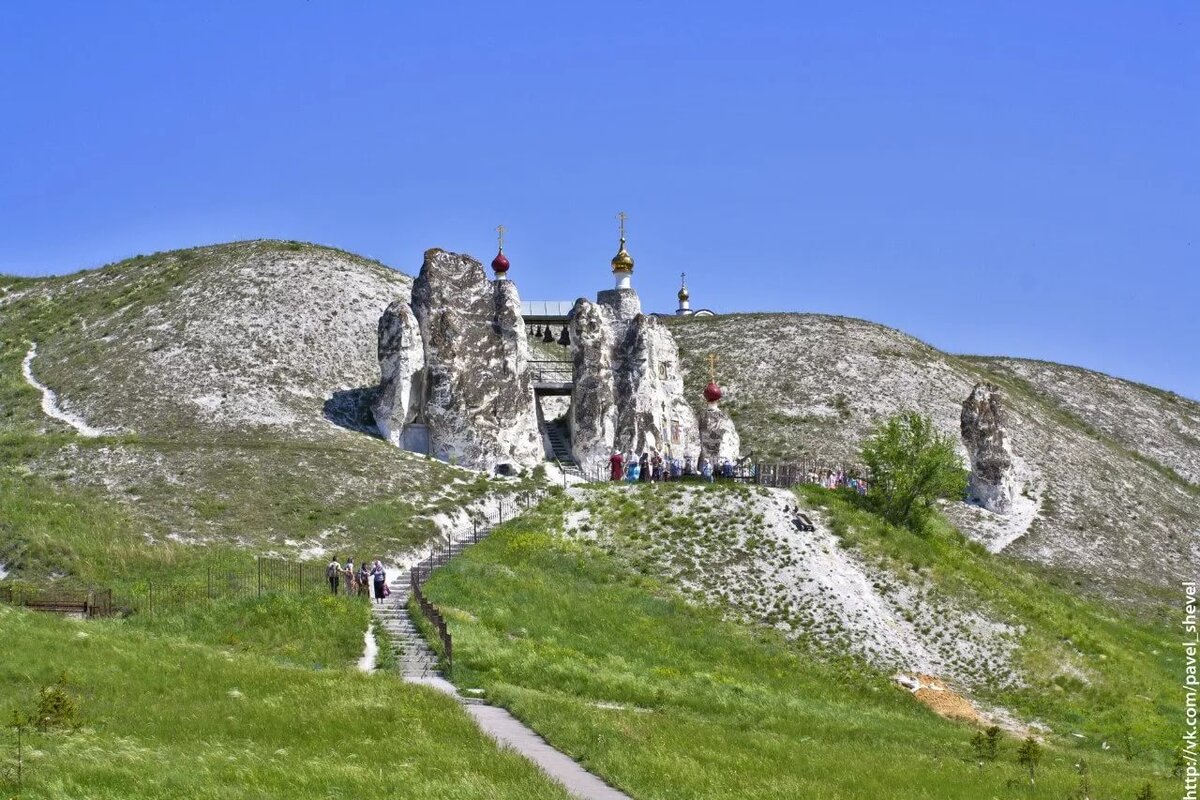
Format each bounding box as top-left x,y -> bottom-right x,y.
0,599 -> 570,799
799,485 -> 1179,759
125,592 -> 371,669
420,494 -> 1177,799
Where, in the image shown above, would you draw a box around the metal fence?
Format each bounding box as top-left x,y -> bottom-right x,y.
755,460 -> 870,491
0,556 -> 329,618
406,491 -> 544,676
578,457 -> 870,489
528,360 -> 573,383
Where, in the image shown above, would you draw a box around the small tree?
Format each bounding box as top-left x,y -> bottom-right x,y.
860,411 -> 966,532
970,725 -> 1001,762
1134,782 -> 1155,800
1073,759 -> 1091,799
1015,736 -> 1041,784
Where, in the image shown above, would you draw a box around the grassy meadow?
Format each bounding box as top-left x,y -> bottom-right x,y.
419,487 -> 1179,799
0,597 -> 570,799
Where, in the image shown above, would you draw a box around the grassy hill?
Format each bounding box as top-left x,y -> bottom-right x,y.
0,241 -> 523,582
666,312 -> 1200,608
420,485 -> 1177,799
0,241 -> 1193,797
0,600 -> 569,798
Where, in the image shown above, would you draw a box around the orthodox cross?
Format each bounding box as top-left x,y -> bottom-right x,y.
495,224 -> 505,251
681,271 -> 687,289
617,211 -> 627,241
708,353 -> 718,383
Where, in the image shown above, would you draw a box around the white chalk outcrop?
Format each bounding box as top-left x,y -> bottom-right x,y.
699,404 -> 741,463
371,300 -> 425,446
961,383 -> 1016,514
568,292 -> 702,466
374,249 -> 542,472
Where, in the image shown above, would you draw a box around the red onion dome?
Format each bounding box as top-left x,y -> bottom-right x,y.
703,381 -> 723,403
491,250 -> 510,274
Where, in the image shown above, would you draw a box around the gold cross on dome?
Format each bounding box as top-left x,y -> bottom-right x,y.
495,224 -> 505,250
617,211 -> 627,241
708,353 -> 718,383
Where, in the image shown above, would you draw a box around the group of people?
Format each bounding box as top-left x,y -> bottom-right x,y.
608,451 -> 738,484
325,557 -> 388,603
807,468 -> 869,494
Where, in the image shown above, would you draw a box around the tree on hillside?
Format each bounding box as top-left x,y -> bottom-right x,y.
860,411 -> 966,532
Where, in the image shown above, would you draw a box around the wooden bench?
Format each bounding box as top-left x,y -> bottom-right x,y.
22,598 -> 91,615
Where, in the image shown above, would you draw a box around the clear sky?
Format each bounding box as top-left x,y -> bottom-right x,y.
1,2 -> 1196,398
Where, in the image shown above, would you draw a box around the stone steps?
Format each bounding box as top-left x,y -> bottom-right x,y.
544,419 -> 577,467
371,583 -> 441,679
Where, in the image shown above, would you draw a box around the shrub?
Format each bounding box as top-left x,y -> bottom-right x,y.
860,411 -> 966,532
34,672 -> 79,731
1015,736 -> 1041,784
969,725 -> 1001,762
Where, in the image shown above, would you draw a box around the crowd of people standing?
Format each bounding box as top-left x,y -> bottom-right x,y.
608,451 -> 739,484
605,452 -> 869,495
326,557 -> 389,602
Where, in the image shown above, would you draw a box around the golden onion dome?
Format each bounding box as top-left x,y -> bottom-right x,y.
677,284 -> 689,302
611,237 -> 634,273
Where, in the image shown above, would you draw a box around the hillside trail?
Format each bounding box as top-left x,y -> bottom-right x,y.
370,517 -> 632,800
21,341 -> 109,436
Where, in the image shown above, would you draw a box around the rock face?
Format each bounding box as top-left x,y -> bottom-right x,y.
568,299 -> 618,467
377,249 -> 542,471
699,404 -> 741,463
371,299 -> 425,446
568,292 -> 703,467
595,287 -> 643,328
961,383 -> 1015,513
613,314 -> 699,456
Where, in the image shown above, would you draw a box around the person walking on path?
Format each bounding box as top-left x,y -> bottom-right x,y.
371,560 -> 387,604
326,556 -> 341,595
609,450 -> 624,481
699,456 -> 714,483
651,451 -> 663,482
356,562 -> 370,598
639,452 -> 650,482
343,559 -> 356,597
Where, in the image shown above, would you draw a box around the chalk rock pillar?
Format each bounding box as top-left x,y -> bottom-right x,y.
613,314 -> 699,458
567,298 -> 618,467
408,248 -> 542,471
371,299 -> 425,446
699,404 -> 740,463
960,382 -> 1016,513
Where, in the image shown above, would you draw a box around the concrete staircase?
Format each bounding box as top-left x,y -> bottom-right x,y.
372,579 -> 440,678
543,418 -> 581,477
367,503 -> 632,800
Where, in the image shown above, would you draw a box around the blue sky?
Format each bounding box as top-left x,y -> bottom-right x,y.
1,2 -> 1196,398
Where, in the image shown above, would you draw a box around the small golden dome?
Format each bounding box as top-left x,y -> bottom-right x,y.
611,237 -> 634,273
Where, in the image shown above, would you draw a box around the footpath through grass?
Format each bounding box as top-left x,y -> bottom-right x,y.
0,596 -> 570,799
421,491 -> 1177,799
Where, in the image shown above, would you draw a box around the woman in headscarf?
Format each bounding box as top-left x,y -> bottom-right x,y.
371,560 -> 387,604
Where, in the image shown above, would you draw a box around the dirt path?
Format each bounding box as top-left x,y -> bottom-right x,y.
22,342 -> 108,436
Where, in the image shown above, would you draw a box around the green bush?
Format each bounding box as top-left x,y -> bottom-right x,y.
860,411 -> 966,532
